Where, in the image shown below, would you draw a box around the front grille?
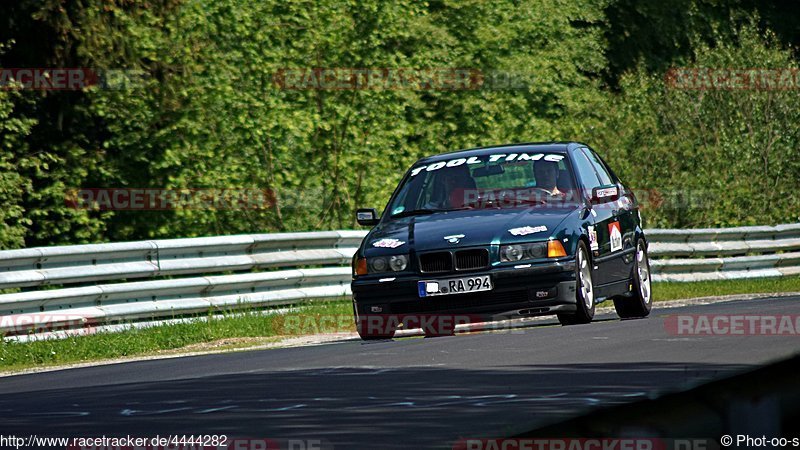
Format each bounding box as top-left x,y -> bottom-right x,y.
455,249 -> 489,271
419,252 -> 452,273
391,289 -> 528,314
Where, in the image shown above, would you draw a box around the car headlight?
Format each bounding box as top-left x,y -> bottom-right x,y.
500,242 -> 547,262
370,257 -> 388,272
389,254 -> 408,271
368,254 -> 409,273
500,244 -> 524,261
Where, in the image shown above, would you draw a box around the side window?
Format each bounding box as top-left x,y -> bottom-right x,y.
572,149 -> 602,192
580,148 -> 613,186
394,171 -> 428,212
390,178 -> 414,214
415,172 -> 437,209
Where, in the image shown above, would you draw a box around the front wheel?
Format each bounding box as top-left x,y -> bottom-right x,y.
356,318 -> 396,340
613,239 -> 653,319
354,304 -> 396,340
558,242 -> 595,325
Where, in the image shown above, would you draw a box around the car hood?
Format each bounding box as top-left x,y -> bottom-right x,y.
364,207 -> 578,255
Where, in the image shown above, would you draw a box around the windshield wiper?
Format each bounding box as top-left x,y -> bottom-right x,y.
516,197 -> 547,206
391,208 -> 442,218
392,207 -> 474,218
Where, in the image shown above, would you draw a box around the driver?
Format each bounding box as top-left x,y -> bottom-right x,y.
533,160 -> 562,196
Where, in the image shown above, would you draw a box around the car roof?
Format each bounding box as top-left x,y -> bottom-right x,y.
415,141 -> 585,165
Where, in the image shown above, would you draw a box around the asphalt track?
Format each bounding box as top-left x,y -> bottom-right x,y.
1,296 -> 799,449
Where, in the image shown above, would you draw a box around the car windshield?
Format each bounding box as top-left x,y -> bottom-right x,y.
388,152 -> 579,217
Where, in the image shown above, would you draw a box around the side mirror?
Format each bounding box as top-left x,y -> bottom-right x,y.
591,185 -> 619,204
356,208 -> 380,226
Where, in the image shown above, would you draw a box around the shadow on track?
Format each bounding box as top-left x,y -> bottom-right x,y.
0,362 -> 749,449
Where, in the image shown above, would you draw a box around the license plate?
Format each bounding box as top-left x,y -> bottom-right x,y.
418,275 -> 492,297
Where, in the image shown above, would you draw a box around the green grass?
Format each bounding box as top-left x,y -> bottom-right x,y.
652,275 -> 800,302
2,277 -> 799,373
0,299 -> 354,373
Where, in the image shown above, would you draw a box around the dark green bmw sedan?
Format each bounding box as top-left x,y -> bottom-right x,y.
351,142 -> 652,339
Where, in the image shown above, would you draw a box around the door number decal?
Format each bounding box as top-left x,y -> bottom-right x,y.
608,221 -> 622,253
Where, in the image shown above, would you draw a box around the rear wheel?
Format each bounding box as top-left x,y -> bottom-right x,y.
613,239 -> 652,319
558,242 -> 595,325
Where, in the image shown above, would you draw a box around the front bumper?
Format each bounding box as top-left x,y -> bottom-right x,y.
351,259 -> 577,320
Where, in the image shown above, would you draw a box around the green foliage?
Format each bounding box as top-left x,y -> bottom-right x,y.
73,0 -> 610,237
603,0 -> 800,86
0,86 -> 36,248
597,23 -> 800,227
0,41 -> 38,248
0,1 -> 798,248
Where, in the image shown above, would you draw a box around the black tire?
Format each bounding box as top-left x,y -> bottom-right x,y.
356,315 -> 397,341
354,304 -> 396,340
357,321 -> 396,340
358,331 -> 396,340
558,242 -> 595,325
613,239 -> 653,319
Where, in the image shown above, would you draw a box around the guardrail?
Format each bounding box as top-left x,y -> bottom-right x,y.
647,223 -> 800,282
0,231 -> 363,336
1,224 -> 798,336
0,231 -> 365,289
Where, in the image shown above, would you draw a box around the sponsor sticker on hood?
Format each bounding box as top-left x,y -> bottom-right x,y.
372,238 -> 406,248
508,225 -> 548,236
